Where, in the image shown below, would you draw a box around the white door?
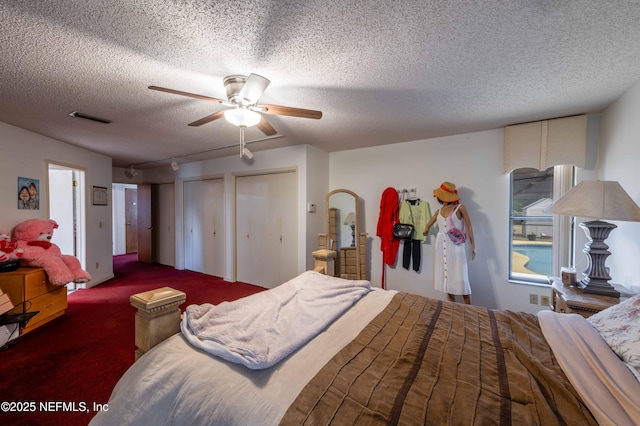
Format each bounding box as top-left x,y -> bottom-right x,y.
236,172 -> 297,288
277,173 -> 298,281
202,179 -> 225,277
183,179 -> 224,277
48,164 -> 86,290
183,180 -> 200,271
152,183 -> 175,267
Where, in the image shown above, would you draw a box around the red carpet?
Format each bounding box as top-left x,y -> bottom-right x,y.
0,254 -> 264,425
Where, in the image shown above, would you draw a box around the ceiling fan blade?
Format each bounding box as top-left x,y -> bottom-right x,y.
149,86 -> 226,103
257,116 -> 277,136
238,74 -> 270,104
188,110 -> 226,126
258,104 -> 322,119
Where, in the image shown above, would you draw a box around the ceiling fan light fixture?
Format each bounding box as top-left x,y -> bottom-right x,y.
224,108 -> 261,128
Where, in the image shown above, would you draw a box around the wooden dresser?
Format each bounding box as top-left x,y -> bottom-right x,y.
339,234 -> 368,280
0,267 -> 67,334
339,247 -> 358,279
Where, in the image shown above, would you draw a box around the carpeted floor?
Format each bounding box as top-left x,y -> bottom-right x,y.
0,254 -> 264,426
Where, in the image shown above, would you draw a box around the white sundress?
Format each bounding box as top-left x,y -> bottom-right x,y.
434,205 -> 471,295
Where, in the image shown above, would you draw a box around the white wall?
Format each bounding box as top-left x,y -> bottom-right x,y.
330,129 -> 517,310
0,122 -> 114,287
329,124 -> 606,313
143,144 -> 329,282
599,80 -> 640,293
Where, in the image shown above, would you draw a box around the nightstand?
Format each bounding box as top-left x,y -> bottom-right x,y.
0,267 -> 67,334
549,277 -> 631,318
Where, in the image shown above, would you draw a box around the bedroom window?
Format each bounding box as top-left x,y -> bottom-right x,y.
509,165 -> 575,284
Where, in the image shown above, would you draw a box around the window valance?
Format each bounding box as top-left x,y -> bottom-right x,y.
504,114 -> 587,173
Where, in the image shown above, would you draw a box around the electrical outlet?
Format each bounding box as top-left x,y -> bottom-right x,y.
529,294 -> 538,304
540,295 -> 550,306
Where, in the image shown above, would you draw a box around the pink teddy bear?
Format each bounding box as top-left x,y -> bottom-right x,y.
12,219 -> 91,286
0,230 -> 24,262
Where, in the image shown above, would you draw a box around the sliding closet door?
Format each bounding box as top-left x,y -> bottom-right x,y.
183,179 -> 224,277
204,179 -> 225,277
277,172 -> 298,282
236,172 -> 297,288
236,174 -> 271,286
184,180 -> 203,272
152,182 -> 175,267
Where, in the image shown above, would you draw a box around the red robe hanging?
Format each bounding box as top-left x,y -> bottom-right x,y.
376,187 -> 400,288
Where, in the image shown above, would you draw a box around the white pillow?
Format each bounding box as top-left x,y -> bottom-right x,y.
588,295 -> 640,379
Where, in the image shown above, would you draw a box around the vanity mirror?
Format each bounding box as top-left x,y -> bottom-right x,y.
316,189 -> 366,280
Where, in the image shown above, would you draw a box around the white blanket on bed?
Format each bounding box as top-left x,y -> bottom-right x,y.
181,271 -> 371,369
538,310 -> 640,426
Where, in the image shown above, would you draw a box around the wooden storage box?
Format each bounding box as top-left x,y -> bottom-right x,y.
0,267 -> 67,334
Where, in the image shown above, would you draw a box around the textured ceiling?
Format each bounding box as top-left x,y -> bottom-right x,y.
2,1 -> 640,168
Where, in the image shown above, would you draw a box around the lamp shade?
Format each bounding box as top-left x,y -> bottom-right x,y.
343,212 -> 356,226
548,181 -> 640,222
224,108 -> 261,127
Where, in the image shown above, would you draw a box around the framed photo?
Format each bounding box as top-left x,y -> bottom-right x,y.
92,185 -> 109,206
18,177 -> 40,210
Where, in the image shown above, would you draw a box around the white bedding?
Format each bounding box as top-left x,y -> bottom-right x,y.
91,277 -> 640,426
90,288 -> 396,426
181,271 -> 371,369
538,310 -> 640,426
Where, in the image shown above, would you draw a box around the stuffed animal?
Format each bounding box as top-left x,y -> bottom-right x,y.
12,219 -> 91,286
0,230 -> 23,262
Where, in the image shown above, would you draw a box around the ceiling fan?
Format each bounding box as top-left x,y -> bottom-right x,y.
149,74 -> 322,158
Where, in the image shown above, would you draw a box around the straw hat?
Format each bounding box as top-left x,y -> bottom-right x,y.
433,181 -> 460,203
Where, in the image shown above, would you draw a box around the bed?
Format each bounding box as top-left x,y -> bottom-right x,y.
90,271 -> 640,425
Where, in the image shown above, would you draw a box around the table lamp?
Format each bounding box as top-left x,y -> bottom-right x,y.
343,212 -> 356,247
547,181 -> 640,297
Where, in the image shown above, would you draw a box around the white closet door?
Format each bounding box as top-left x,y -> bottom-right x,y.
153,182 -> 175,267
236,174 -> 273,286
184,179 -> 224,277
184,180 -> 203,272
236,172 -> 297,288
277,172 -> 298,282
202,178 -> 225,277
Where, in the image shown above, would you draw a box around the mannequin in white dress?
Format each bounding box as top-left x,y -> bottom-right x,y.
423,182 -> 475,304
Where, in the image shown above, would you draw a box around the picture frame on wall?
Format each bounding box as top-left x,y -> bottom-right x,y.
92,185 -> 109,206
18,177 -> 40,210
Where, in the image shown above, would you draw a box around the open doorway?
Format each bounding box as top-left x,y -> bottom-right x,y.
48,163 -> 86,291
112,183 -> 138,255
112,183 -> 156,263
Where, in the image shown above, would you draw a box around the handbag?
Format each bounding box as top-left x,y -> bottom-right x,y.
393,200 -> 416,240
446,205 -> 466,245
393,223 -> 414,240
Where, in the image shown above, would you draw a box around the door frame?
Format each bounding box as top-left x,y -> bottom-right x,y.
47,162 -> 87,282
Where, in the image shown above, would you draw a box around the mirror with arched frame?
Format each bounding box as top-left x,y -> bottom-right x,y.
325,189 -> 365,280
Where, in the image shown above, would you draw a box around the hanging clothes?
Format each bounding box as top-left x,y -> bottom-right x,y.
399,199 -> 431,271
376,187 -> 400,288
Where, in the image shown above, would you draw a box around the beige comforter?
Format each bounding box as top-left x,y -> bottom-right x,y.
281,292 -> 598,425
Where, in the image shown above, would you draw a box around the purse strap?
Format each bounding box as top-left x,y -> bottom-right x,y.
447,205 -> 464,232
408,201 -> 415,225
